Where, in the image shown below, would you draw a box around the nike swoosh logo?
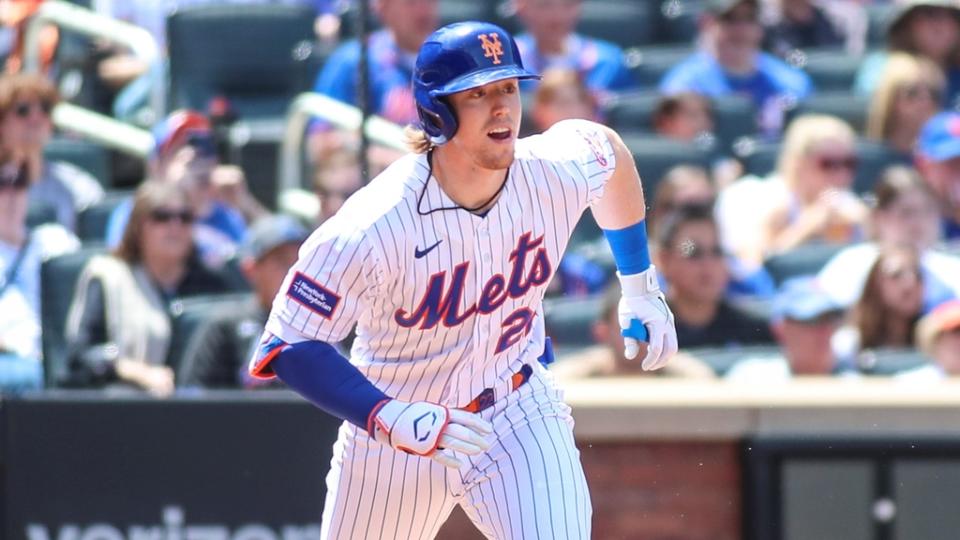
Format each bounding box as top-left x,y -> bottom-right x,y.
414,240 -> 443,259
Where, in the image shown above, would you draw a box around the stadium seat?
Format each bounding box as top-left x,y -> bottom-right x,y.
866,4 -> 896,47
603,91 -> 661,133
543,293 -> 604,351
788,91 -> 870,134
763,243 -> 846,287
626,44 -> 694,86
167,4 -> 317,119
576,0 -> 657,49
797,49 -> 862,91
856,347 -> 931,376
735,138 -> 780,178
44,138 -> 112,188
713,94 -> 758,152
75,190 -> 133,245
26,201 -> 58,230
41,246 -> 107,387
167,292 -> 254,376
438,0 -> 498,26
656,0 -> 703,44
622,133 -> 714,201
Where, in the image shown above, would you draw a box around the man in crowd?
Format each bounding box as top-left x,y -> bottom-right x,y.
915,111 -> 960,244
177,215 -> 308,388
513,0 -> 637,95
660,0 -> 812,136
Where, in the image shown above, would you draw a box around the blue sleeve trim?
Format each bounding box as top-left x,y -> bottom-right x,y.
602,219 -> 652,275
271,341 -> 388,432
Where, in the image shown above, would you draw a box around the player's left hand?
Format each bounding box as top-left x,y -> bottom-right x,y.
617,266 -> 678,370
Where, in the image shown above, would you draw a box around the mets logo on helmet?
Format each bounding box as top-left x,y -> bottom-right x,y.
478,33 -> 504,65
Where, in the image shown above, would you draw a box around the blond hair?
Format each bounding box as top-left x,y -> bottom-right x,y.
866,53 -> 945,141
777,114 -> 856,187
404,125 -> 434,155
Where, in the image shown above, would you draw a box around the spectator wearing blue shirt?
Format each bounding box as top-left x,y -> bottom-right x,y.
513,0 -> 637,98
308,0 -> 438,163
915,111 -> 960,244
106,111 -> 249,268
659,0 -> 813,137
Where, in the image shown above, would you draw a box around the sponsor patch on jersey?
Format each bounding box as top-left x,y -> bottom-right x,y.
578,128 -> 608,167
287,272 -> 341,319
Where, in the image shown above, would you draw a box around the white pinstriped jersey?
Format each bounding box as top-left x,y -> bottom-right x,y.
264,119 -> 616,406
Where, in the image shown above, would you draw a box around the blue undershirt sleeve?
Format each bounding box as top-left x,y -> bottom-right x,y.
271,340 -> 389,432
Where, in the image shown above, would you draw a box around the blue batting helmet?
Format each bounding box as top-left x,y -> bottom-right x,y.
413,21 -> 540,145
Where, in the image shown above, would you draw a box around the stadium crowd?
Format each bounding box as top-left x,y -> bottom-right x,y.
1,0 -> 960,396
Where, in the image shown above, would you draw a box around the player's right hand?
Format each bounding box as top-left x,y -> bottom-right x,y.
369,399 -> 493,469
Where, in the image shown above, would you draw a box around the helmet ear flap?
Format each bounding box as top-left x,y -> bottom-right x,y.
417,95 -> 458,145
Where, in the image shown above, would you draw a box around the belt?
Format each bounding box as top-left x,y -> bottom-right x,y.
461,338 -> 554,414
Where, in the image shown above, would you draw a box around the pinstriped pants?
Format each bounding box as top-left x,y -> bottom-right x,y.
319,372 -> 592,539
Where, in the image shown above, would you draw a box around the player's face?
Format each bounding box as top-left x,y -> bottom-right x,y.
446,78 -> 522,171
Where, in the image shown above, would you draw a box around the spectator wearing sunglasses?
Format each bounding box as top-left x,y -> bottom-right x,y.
65,181 -> 227,396
818,166 -> 960,313
832,244 -> 929,368
854,0 -> 960,107
866,53 -> 945,156
105,111 -> 259,267
659,0 -> 812,137
655,203 -> 773,349
719,115 -> 868,266
0,160 -> 79,393
0,73 -> 103,232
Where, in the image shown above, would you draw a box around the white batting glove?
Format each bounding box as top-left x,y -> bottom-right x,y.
370,399 -> 493,469
617,266 -> 679,371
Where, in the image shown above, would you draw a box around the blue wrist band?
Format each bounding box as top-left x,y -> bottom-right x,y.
602,219 -> 652,275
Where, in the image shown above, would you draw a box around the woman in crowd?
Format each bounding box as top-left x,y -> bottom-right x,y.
818,165 -> 960,310
721,114 -> 868,265
65,180 -> 227,396
834,244 -> 926,363
854,0 -> 960,106
865,52 -> 945,155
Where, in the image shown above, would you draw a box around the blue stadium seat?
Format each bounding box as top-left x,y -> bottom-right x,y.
656,0 -> 703,44
626,44 -> 694,86
788,91 -> 870,134
167,4 -> 317,119
798,49 -> 862,91
623,133 -> 714,201
44,138 -> 111,188
763,243 -> 846,287
75,190 -> 133,246
576,0 -> 657,49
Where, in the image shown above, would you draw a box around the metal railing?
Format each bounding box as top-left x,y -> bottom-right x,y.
24,0 -> 164,128
277,92 -> 406,202
52,102 -> 153,158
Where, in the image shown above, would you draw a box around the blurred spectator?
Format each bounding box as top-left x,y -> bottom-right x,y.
513,0 -> 637,95
530,68 -> 598,134
65,181 -> 228,396
660,0 -> 813,137
655,203 -> 773,348
818,165 -> 960,311
106,110 -> 255,267
0,160 -> 79,393
761,0 -> 846,58
649,166 -> 717,239
178,214 -> 308,388
854,0 -> 960,106
550,280 -> 717,380
722,115 -> 868,265
833,244 -> 926,365
725,276 -> 848,381
211,164 -> 269,225
911,299 -> 960,377
308,0 -> 437,162
0,0 -> 57,74
0,73 -> 104,232
652,93 -> 715,143
314,148 -> 362,224
865,53 -> 944,155
914,111 -> 960,243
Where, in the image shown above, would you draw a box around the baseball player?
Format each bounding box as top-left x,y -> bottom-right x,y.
249,21 -> 678,539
